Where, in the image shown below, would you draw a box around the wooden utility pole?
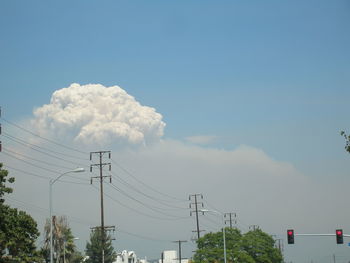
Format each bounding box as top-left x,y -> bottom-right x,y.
189,194 -> 204,240
224,212 -> 236,228
173,240 -> 187,263
90,151 -> 111,263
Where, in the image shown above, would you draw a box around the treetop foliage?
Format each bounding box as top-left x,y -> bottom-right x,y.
85,229 -> 116,263
0,163 -> 42,262
194,228 -> 283,263
0,163 -> 15,204
340,131 -> 350,153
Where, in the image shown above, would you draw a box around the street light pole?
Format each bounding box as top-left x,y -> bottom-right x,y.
49,168 -> 84,263
200,209 -> 227,263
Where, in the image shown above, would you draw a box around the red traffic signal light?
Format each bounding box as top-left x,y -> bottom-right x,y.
336,229 -> 343,244
287,229 -> 294,244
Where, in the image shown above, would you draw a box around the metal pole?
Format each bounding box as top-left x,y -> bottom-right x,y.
178,241 -> 181,263
49,168 -> 84,263
201,209 -> 227,263
222,216 -> 227,263
50,180 -> 53,263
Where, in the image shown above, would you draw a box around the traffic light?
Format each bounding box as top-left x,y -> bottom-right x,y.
287,229 -> 294,244
336,229 -> 343,244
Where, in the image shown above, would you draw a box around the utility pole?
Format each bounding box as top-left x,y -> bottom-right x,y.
90,151 -> 111,263
173,240 -> 187,263
189,194 -> 204,240
224,212 -> 237,228
274,238 -> 283,254
249,225 -> 259,231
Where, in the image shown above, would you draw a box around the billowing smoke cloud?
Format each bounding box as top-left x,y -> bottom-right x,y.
31,83 -> 166,146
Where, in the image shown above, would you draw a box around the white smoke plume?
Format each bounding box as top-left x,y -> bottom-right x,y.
31,83 -> 166,146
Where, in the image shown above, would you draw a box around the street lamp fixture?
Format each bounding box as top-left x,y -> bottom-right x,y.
200,209 -> 227,263
50,168 -> 85,263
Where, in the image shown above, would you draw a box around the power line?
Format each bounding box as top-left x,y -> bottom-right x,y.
1,118 -> 188,205
2,151 -> 64,175
110,172 -> 188,211
6,196 -> 172,242
91,185 -> 190,221
2,132 -> 88,161
2,164 -> 90,185
107,182 -> 188,219
2,151 -> 89,183
2,147 -> 74,170
1,117 -> 87,155
111,158 -> 187,203
2,134 -> 88,167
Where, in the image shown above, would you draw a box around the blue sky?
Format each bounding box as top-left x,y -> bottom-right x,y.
1,1 -> 349,160
1,1 -> 350,262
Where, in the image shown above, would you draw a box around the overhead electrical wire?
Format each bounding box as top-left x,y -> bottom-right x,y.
2,151 -> 64,175
91,185 -> 189,222
3,147 -> 74,170
2,151 -> 90,183
1,117 -> 87,155
0,118 -> 255,242
2,119 -> 188,204
6,195 -> 172,242
111,158 -> 188,203
109,171 -> 188,211
2,164 -> 90,185
107,182 -> 189,219
2,133 -> 88,167
1,119 -> 228,224
2,132 -> 88,161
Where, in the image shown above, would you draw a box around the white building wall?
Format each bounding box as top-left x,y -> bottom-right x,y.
159,250 -> 188,263
115,250 -> 146,263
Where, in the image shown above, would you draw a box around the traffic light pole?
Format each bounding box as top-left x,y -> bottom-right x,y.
287,230 -> 350,245
294,234 -> 350,237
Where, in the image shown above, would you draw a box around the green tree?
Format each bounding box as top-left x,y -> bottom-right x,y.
340,131 -> 350,153
193,228 -> 282,263
195,228 -> 243,263
0,163 -> 42,262
85,230 -> 116,263
241,229 -> 282,263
